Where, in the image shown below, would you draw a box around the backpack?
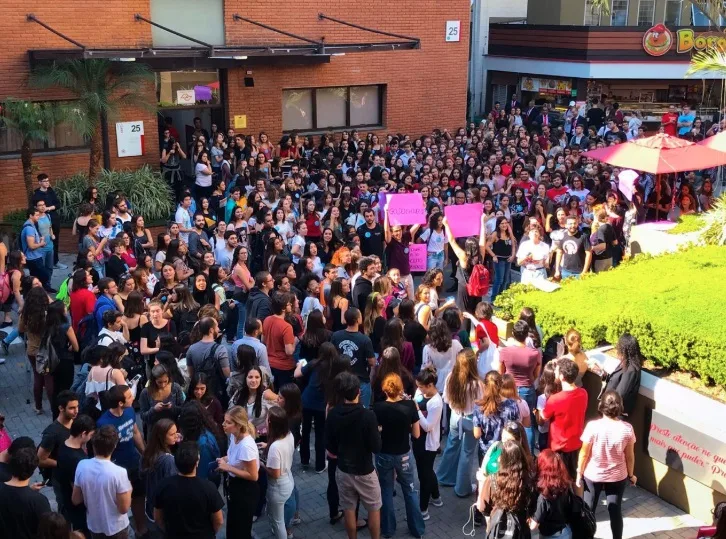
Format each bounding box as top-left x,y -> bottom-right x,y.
36,333 -> 61,375
543,334 -> 565,365
567,488 -> 596,538
466,264 -> 491,298
0,271 -> 12,305
78,313 -> 100,351
176,308 -> 200,344
194,343 -> 226,402
15,222 -> 36,253
485,508 -> 525,539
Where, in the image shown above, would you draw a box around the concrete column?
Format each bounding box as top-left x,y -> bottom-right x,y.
468,0 -> 490,120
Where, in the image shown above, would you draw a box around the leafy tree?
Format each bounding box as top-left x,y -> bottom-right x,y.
31,59 -> 153,184
0,98 -> 61,204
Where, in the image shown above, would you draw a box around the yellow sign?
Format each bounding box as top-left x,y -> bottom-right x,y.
676,28 -> 726,53
642,24 -> 726,56
234,115 -> 247,129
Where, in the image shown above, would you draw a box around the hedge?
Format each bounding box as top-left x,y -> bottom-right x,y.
494,246 -> 726,386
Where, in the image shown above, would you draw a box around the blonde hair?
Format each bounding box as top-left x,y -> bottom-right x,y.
565,328 -> 582,354
363,292 -> 384,335
225,406 -> 256,439
414,284 -> 430,303
382,373 -> 404,398
373,275 -> 392,297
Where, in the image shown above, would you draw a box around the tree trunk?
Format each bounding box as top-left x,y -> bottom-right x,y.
88,123 -> 103,186
21,139 -> 34,207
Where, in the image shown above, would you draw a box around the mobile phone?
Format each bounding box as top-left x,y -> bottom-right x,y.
447,296 -> 455,303
298,359 -> 308,368
130,374 -> 142,385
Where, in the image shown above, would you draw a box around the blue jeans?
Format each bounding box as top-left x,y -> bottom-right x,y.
43,248 -> 54,275
284,485 -> 299,527
518,386 -> 537,452
436,412 -> 478,497
541,525 -> 572,539
426,250 -> 445,270
26,256 -> 51,288
3,328 -> 19,345
560,269 -> 581,279
491,259 -> 511,303
359,381 -> 372,408
375,451 -> 425,538
235,300 -> 247,340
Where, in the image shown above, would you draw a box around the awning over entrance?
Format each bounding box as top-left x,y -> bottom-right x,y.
26,12 -> 419,68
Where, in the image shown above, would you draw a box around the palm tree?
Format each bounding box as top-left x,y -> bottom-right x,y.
0,98 -> 61,204
30,59 -> 153,184
686,47 -> 726,78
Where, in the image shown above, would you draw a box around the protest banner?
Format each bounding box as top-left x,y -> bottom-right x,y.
618,169 -> 639,202
386,193 -> 427,226
444,203 -> 483,237
408,243 -> 427,272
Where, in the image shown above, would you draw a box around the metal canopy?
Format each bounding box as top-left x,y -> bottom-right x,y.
25,12 -> 420,67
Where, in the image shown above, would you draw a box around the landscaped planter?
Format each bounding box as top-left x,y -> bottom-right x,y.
491,315 -> 513,341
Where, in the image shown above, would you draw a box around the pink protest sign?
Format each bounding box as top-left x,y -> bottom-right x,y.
408,243 -> 427,272
386,193 -> 427,226
444,203 -> 483,238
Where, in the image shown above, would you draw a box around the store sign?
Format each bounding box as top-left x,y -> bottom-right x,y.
643,23 -> 726,56
520,77 -> 572,95
176,89 -> 196,105
648,410 -> 726,495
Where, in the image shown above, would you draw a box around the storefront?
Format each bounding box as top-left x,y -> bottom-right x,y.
485,23 -> 726,128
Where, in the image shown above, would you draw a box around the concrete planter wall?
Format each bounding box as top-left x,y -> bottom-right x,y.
492,315 -> 513,341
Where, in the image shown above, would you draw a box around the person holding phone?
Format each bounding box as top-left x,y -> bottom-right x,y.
138,365 -> 185,435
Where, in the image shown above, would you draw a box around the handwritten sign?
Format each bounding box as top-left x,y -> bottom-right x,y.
386,193 -> 426,226
176,89 -> 195,105
648,410 -> 726,494
409,243 -> 427,272
444,203 -> 483,238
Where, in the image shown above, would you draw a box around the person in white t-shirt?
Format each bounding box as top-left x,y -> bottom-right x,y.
264,407 -> 296,539
418,213 -> 447,270
218,406 -> 260,539
73,426 -> 133,538
290,222 -> 307,265
516,226 -> 550,284
175,195 -> 194,245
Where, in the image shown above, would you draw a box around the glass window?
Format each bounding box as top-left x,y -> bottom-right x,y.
282,85 -> 384,131
611,0 -> 629,25
156,71 -> 221,107
0,104 -> 88,156
149,0 -> 224,47
665,0 -> 682,24
350,86 -> 381,126
638,0 -> 655,25
316,87 -> 347,129
584,0 -> 603,24
282,90 -> 314,131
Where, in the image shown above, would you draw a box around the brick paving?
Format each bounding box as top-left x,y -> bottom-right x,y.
0,254 -> 707,538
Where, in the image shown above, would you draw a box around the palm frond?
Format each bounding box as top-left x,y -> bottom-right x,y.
686,47 -> 726,77
590,0 -> 611,16
0,98 -> 61,142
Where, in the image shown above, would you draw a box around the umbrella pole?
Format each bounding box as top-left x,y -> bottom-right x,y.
655,174 -> 662,221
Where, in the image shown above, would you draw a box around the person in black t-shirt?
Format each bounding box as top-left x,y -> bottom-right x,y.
56,414 -> 95,535
154,442 -> 224,539
0,446 -> 51,539
330,308 -> 376,408
554,217 -> 591,279
372,372 -> 426,538
586,99 -> 606,131
357,209 -> 384,259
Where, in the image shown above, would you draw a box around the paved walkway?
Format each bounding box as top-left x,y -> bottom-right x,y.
0,254 -> 707,538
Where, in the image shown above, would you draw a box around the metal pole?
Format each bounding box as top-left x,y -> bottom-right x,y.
134,14 -> 213,48
318,13 -> 420,44
232,14 -> 323,47
26,14 -> 86,49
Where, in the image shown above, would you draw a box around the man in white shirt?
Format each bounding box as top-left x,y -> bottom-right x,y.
174,194 -> 194,244
73,425 -> 132,538
98,310 -> 129,347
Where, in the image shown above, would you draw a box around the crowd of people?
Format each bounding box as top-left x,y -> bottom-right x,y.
0,112 -> 720,539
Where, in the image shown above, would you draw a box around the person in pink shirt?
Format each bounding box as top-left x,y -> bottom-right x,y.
575,391 -> 636,539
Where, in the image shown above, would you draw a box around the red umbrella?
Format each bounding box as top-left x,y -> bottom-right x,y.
698,130 -> 726,151
583,133 -> 726,174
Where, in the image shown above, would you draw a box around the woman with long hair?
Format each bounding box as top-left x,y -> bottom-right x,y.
442,213 -> 488,315
372,346 -> 416,403
155,232 -> 170,272
472,371 -> 520,458
591,333 -> 642,418
69,268 -> 95,335
178,400 -> 224,482
529,449 -> 573,538
140,419 -> 179,531
379,317 -> 416,372
164,284 -> 200,338
486,216 -> 516,303
372,373 -> 426,538
298,310 -> 331,363
152,263 -> 178,302
262,406 -> 295,539
422,318 -> 464,395
489,440 -> 533,536
577,391 -> 636,539
294,342 -> 337,473
192,273 -> 219,310
188,372 -> 224,428
326,278 -> 349,332
363,291 -> 386,350
534,362 -> 561,451
418,212 -> 447,270
218,406 -> 260,539
131,214 -> 154,258
436,349 -> 484,497
518,307 -> 543,350
230,366 -> 278,438
138,364 -> 185,434
166,239 -> 194,282
44,301 -> 80,417
19,287 -> 52,414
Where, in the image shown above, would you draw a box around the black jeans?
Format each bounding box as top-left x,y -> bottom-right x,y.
227,476 -> 260,539
51,218 -> 60,265
584,477 -> 627,539
26,256 -> 51,288
301,408 -> 326,471
413,444 -> 439,511
271,367 -> 295,392
327,456 -> 339,519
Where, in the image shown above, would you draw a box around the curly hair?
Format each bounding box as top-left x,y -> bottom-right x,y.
536,449 -> 571,500
20,287 -> 49,336
428,318 -> 453,353
492,440 -> 532,513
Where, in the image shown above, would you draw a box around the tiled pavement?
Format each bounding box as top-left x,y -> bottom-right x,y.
0,254 -> 707,538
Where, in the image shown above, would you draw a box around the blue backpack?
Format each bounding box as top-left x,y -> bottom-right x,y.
78,312 -> 100,351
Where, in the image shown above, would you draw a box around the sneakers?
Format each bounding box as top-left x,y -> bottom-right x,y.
430,497 -> 444,507
290,515 -> 302,526
316,462 -> 328,474
421,510 -> 430,521
0,340 -> 8,356
54,262 -> 68,270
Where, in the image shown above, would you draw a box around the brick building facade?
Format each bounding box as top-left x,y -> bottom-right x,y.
0,0 -> 469,218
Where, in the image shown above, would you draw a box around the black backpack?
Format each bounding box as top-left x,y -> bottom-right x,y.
567,489 -> 596,538
485,508 -> 525,539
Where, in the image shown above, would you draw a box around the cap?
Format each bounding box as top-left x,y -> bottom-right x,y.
569,101 -> 576,107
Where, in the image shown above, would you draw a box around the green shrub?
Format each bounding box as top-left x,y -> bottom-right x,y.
1,209 -> 29,230
667,213 -> 705,235
701,194 -> 726,246
54,166 -> 174,224
495,246 -> 726,386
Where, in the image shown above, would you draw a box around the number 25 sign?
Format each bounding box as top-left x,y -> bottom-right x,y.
446,21 -> 460,42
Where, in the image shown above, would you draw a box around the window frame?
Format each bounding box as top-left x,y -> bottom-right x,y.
664,0 -> 682,25
282,85 -> 385,133
0,101 -> 90,158
610,0 -> 630,26
584,0 -> 603,25
637,0 -> 656,25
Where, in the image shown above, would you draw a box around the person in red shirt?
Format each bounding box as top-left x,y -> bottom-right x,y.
542,357 -> 588,481
546,174 -> 569,205
661,104 -> 679,137
262,292 -> 296,391
69,268 -> 97,334
465,302 -> 500,348
514,169 -> 538,197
